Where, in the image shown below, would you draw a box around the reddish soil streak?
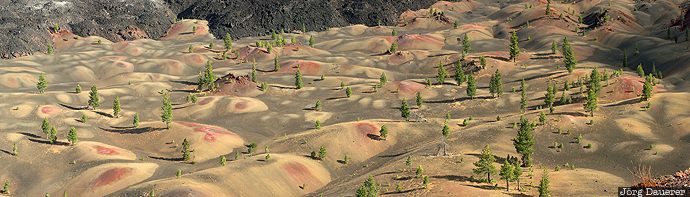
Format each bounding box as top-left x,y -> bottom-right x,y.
40,106 -> 56,114
279,60 -> 322,76
95,145 -> 120,155
91,167 -> 132,187
234,102 -> 248,110
282,162 -> 318,186
198,97 -> 214,105
356,122 -> 378,136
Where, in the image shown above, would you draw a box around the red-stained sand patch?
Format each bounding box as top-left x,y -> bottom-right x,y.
279,60 -> 322,75
91,168 -> 133,187
282,162 -> 317,185
177,121 -> 238,143
39,105 -> 61,116
95,145 -> 120,155
607,76 -> 645,101
235,102 -> 248,110
356,122 -> 378,136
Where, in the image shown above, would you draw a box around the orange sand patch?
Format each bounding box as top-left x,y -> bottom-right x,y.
278,60 -> 323,75
397,34 -> 445,51
179,53 -> 208,66
388,51 -> 416,65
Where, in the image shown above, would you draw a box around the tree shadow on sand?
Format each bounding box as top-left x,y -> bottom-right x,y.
27,138 -> 70,146
100,126 -> 166,134
149,155 -> 184,161
425,96 -> 493,104
58,103 -> 89,110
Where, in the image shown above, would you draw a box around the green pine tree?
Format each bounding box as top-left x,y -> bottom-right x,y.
466,75 -> 477,98
442,122 -> 450,138
379,125 -> 388,140
641,74 -> 653,101
37,73 -> 47,93
224,33 -> 233,50
539,170 -> 551,197
309,35 -> 315,47
389,42 -> 398,53
379,72 -> 387,86
454,61 -> 465,85
480,56 -> 487,68
161,92 -> 173,129
42,118 -> 51,136
438,62 -> 448,84
499,159 -> 515,191
509,31 -> 520,61
251,63 -> 257,82
462,34 -> 471,57
317,146 -> 327,160
551,40 -> 557,54
345,86 -> 353,98
48,127 -> 58,144
562,37 -> 577,73
545,0 -> 551,15
400,99 -> 411,121
181,138 -> 191,161
88,86 -> 100,110
112,96 -> 121,118
637,64 -> 645,77
584,86 -> 598,117
133,112 -> 140,128
544,82 -> 556,113
520,79 -> 527,113
220,155 -> 227,166
489,69 -> 503,98
295,68 -> 304,89
415,92 -> 423,107
473,145 -> 497,182
513,117 -> 535,166
67,127 -> 78,145
274,56 -> 281,71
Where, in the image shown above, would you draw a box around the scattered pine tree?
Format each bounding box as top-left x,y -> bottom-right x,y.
473,145 -> 497,182
513,117 -> 535,166
37,73 -> 47,94
88,86 -> 100,110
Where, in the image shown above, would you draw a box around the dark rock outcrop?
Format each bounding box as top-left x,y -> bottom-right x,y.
0,0 -> 437,59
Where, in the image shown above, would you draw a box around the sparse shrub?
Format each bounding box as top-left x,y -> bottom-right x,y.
317,146 -> 327,160
345,87 -> 352,98
315,120 -> 321,129
133,113 -> 139,128
416,165 -> 424,178
75,84 -> 81,93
